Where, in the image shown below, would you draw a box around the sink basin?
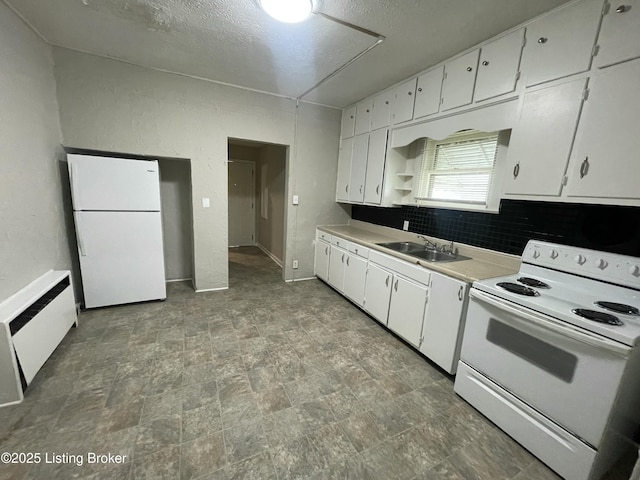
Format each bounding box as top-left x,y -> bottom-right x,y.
375,241 -> 425,253
376,241 -> 470,263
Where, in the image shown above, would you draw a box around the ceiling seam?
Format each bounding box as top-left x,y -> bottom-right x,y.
3,0 -> 49,43
50,45 -> 343,110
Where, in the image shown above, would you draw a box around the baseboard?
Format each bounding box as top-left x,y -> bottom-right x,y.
195,286 -> 229,293
256,243 -> 283,268
286,276 -> 316,283
166,278 -> 193,283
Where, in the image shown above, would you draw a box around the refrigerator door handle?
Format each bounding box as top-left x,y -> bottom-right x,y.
76,216 -> 87,256
69,161 -> 79,205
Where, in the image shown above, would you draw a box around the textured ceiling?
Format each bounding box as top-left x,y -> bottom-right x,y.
7,0 -> 570,107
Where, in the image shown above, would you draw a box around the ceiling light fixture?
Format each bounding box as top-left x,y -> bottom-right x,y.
259,0 -> 313,23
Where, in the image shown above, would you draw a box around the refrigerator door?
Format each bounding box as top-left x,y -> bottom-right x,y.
75,211 -> 166,308
68,154 -> 161,211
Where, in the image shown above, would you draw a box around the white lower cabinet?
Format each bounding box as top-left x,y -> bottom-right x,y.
314,239 -> 330,281
420,272 -> 469,374
328,245 -> 346,292
343,254 -> 367,307
315,231 -> 470,373
363,262 -> 393,325
387,275 -> 428,349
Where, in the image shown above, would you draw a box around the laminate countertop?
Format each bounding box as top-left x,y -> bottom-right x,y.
317,221 -> 520,284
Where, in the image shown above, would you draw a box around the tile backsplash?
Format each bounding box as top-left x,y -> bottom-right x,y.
352,200 -> 640,257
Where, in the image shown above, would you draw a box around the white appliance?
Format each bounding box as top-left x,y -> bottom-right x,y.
455,240 -> 640,480
68,154 -> 166,308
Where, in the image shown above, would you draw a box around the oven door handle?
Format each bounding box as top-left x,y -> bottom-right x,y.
470,289 -> 631,358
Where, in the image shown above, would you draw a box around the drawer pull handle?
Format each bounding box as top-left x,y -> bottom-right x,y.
513,162 -> 520,179
325,246 -> 328,255
341,253 -> 345,263
538,37 -> 548,44
345,184 -> 348,193
466,66 -> 473,72
385,276 -> 389,287
376,185 -> 380,195
482,60 -> 489,66
616,5 -> 628,13
347,257 -> 350,266
458,286 -> 463,301
394,280 -> 399,292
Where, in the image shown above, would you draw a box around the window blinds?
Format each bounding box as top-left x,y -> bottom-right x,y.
414,130 -> 499,204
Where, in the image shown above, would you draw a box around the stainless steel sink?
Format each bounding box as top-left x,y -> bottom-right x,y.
375,241 -> 425,253
376,241 -> 470,263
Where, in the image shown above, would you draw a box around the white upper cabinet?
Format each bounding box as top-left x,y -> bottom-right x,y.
414,67 -> 444,119
363,129 -> 389,204
354,99 -> 373,136
341,106 -> 356,139
475,29 -> 525,102
594,0 -> 640,68
349,134 -> 369,203
520,0 -> 603,87
504,79 -> 586,197
370,91 -> 394,130
392,78 -> 418,124
565,59 -> 640,200
336,137 -> 353,202
441,50 -> 480,111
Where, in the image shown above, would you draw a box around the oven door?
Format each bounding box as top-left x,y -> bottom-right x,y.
460,288 -> 631,448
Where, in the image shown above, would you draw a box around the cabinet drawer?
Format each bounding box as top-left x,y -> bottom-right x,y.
331,235 -> 349,249
369,249 -> 431,285
317,230 -> 331,242
348,242 -> 369,259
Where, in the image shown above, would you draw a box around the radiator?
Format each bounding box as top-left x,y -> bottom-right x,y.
0,270 -> 77,407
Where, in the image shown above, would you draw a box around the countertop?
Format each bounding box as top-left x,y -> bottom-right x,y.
317,221 -> 520,283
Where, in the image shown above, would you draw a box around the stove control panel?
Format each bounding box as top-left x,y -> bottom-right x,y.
523,241 -> 640,290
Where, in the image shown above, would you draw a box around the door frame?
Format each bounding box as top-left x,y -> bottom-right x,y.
227,159 -> 256,247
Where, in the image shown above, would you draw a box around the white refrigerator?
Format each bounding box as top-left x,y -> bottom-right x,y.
68,154 -> 167,308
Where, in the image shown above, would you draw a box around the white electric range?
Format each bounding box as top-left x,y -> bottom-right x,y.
454,240 -> 640,480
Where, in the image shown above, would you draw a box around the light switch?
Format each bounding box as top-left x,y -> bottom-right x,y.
403,220 -> 409,231
202,197 -> 210,208
292,195 -> 299,205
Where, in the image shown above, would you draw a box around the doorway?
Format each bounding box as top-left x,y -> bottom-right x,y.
228,160 -> 255,246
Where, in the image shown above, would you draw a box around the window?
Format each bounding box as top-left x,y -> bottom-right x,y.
414,130 -> 499,206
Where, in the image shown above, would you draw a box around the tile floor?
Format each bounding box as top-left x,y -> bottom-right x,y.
0,247 -> 633,479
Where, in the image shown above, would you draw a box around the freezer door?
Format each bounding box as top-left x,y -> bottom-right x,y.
75,211 -> 166,308
68,154 -> 161,211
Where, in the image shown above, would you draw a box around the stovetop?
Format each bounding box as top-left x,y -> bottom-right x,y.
474,263 -> 640,346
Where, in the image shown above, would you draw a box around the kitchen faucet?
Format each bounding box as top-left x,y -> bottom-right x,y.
417,235 -> 440,251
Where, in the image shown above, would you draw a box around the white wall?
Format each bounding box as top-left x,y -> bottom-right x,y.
256,145 -> 286,263
158,158 -> 193,281
0,5 -> 70,302
52,48 -> 349,289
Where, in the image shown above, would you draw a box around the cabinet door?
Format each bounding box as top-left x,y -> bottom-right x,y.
371,91 -> 393,130
503,79 -> 586,196
343,255 -> 367,307
328,245 -> 346,292
565,60 -> 640,200
355,99 -> 373,136
414,67 -> 444,119
341,106 -> 356,139
363,129 -> 388,204
441,50 -> 480,111
364,263 -> 393,325
391,78 -> 417,124
475,29 -> 524,102
520,0 -> 603,87
349,134 -> 369,203
387,275 -> 428,348
314,240 -> 330,281
336,137 -> 353,202
420,272 -> 468,374
595,0 -> 640,68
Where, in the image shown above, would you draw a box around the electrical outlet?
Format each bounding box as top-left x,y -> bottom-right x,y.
403,220 -> 409,231
293,260 -> 299,269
